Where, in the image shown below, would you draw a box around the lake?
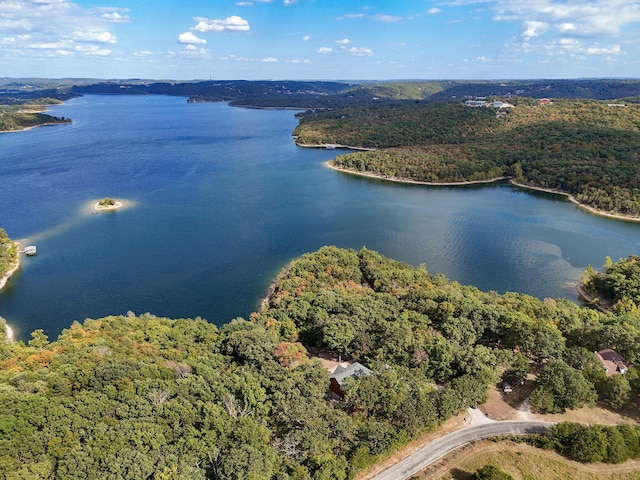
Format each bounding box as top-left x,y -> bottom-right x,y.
1,95 -> 639,341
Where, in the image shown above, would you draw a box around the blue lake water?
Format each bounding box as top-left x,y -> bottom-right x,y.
1,95 -> 639,341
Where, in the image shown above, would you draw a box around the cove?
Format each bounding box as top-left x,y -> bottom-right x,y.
1,95 -> 639,341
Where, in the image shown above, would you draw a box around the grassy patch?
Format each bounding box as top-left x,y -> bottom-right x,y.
425,441 -> 640,480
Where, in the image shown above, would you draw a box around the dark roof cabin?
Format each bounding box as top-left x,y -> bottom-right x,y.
329,362 -> 372,399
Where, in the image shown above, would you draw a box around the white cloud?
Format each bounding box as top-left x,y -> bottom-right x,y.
476,0 -> 640,58
371,14 -> 402,22
336,38 -> 351,45
493,0 -> 640,36
302,35 -> 310,41
178,32 -> 207,45
220,53 -> 278,62
101,12 -> 130,24
476,55 -> 492,62
30,41 -> 70,50
0,0 -> 121,59
134,50 -> 153,57
346,46 -> 373,56
181,44 -> 209,58
74,31 -> 116,44
95,8 -> 131,24
287,58 -> 311,63
427,8 -> 441,14
557,23 -> 576,33
319,43 -> 374,56
587,44 -> 621,55
193,15 -> 250,32
74,44 -> 112,56
521,20 -> 548,39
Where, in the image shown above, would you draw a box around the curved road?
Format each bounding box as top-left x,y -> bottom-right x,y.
371,417 -> 555,480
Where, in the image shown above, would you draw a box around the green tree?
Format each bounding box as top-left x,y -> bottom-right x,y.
473,464 -> 515,480
531,361 -> 597,413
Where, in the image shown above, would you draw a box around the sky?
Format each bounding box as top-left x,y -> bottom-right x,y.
1,0 -> 640,81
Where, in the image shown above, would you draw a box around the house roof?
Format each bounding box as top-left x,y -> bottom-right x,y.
594,349 -> 629,377
329,362 -> 372,387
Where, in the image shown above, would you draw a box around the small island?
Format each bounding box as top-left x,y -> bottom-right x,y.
93,198 -> 123,211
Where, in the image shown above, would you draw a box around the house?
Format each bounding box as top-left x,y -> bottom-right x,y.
491,101 -> 514,108
539,98 -> 552,105
594,349 -> 629,377
329,362 -> 372,399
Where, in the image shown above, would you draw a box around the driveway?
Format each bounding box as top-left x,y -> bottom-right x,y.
370,408 -> 554,480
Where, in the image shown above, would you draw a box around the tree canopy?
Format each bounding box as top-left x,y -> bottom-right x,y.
1,246 -> 639,478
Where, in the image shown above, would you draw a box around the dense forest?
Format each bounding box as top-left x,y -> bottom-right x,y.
582,255 -> 640,314
1,246 -> 639,479
7,78 -> 640,109
294,100 -> 640,216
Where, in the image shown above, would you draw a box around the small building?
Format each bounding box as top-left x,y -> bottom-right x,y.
594,349 -> 629,377
539,98 -> 552,105
24,246 -> 37,256
491,101 -> 514,108
329,362 -> 372,399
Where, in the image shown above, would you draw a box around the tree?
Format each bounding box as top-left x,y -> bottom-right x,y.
531,361 -> 597,413
323,317 -> 357,359
596,373 -> 632,410
473,464 -> 514,480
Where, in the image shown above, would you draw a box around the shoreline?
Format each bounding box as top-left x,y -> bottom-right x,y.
327,163 -> 640,222
295,141 -> 376,152
326,161 -> 509,186
0,101 -> 71,134
508,181 -> 640,223
0,242 -> 21,291
0,121 -> 71,134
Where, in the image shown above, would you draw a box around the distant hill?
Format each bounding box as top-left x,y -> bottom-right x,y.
4,78 -> 640,109
71,80 -> 355,100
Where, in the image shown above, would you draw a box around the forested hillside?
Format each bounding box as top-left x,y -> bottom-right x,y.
0,106 -> 71,131
0,229 -> 18,280
293,100 -> 640,216
1,246 -> 639,479
582,255 -> 640,314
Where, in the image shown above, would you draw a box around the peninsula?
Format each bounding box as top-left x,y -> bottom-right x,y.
295,99 -> 640,219
0,101 -> 71,133
2,246 -> 638,479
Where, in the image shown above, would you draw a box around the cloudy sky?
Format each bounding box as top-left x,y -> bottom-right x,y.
1,0 -> 640,80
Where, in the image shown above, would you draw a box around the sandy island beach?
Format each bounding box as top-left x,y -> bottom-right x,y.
326,162 -> 640,222
93,200 -> 124,211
